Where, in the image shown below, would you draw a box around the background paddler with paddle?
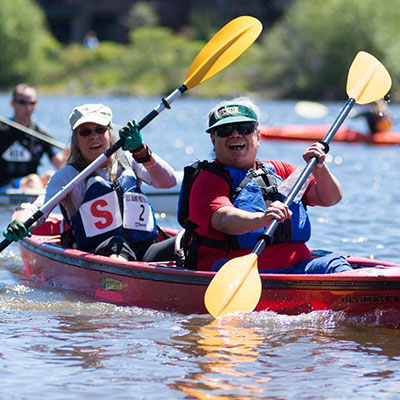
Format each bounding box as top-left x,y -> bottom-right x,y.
178,96 -> 352,274
0,84 -> 67,191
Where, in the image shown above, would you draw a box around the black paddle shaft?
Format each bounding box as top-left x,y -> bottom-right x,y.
254,97 -> 356,256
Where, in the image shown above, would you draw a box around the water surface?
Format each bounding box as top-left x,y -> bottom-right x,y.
1,95 -> 400,399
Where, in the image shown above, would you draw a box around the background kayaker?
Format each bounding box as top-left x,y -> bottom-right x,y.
0,83 -> 66,192
3,103 -> 178,262
178,97 -> 352,273
350,99 -> 393,135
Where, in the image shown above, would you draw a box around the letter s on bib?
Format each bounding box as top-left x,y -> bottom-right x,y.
91,199 -> 114,229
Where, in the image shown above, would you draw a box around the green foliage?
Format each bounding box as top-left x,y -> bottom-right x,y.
41,27 -> 204,96
121,26 -> 203,95
259,0 -> 400,99
192,41 -> 264,98
43,42 -> 126,94
0,0 -> 54,88
188,9 -> 221,41
4,1 -> 399,100
123,1 -> 159,30
60,42 -> 126,73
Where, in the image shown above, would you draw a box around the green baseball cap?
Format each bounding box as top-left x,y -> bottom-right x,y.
206,104 -> 258,133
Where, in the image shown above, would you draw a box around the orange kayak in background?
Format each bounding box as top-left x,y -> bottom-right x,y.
260,124 -> 400,145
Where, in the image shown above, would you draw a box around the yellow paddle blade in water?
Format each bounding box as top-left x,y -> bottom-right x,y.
184,16 -> 262,89
204,253 -> 262,318
347,51 -> 392,104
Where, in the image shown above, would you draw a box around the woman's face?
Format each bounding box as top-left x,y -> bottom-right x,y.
75,123 -> 111,163
210,123 -> 260,169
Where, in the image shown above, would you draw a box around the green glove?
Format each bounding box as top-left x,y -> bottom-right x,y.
3,220 -> 31,242
119,120 -> 144,152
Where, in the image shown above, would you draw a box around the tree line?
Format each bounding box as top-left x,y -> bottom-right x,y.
1,0 -> 399,101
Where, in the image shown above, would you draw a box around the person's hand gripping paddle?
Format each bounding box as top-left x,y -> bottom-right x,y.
204,51 -> 392,319
0,16 -> 263,252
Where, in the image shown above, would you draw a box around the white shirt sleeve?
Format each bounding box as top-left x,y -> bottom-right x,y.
30,165 -> 85,225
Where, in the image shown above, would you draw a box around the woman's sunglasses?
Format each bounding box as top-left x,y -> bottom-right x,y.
213,122 -> 257,138
76,126 -> 109,137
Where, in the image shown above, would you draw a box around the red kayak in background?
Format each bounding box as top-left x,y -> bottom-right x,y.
260,124 -> 400,145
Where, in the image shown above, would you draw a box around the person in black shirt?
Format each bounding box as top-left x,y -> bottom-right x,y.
0,84 -> 65,190
351,99 -> 393,135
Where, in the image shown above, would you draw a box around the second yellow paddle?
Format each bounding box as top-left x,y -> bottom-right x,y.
204,51 -> 392,319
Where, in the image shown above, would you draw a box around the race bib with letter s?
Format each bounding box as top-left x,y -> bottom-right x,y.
79,191 -> 122,237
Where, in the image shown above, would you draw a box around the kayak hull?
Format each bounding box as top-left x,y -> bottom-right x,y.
19,228 -> 210,314
260,124 -> 400,145
17,214 -> 400,326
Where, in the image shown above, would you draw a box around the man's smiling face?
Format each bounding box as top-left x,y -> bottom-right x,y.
211,123 -> 260,169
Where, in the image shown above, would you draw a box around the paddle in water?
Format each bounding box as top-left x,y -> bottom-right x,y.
204,51 -> 392,319
0,16 -> 263,253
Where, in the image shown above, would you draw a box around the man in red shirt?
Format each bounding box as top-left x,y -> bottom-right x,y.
182,97 -> 352,274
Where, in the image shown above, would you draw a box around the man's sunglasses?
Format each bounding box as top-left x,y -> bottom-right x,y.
212,122 -> 258,138
14,99 -> 37,106
76,126 -> 109,137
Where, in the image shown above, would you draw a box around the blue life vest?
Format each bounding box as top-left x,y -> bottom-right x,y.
177,160 -> 311,268
226,163 -> 311,248
71,171 -> 158,252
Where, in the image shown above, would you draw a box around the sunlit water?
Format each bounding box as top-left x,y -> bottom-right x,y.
1,94 -> 400,399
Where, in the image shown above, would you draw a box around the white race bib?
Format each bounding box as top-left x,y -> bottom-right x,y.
79,191 -> 122,237
2,141 -> 32,162
123,192 -> 154,232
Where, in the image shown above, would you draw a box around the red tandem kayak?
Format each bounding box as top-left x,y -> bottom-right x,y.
16,213 -> 400,327
260,124 -> 400,145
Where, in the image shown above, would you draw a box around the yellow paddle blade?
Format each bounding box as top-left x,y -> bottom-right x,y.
346,51 -> 392,104
204,253 -> 262,318
184,16 -> 262,89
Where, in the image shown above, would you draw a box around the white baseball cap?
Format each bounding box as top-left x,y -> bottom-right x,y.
69,103 -> 112,130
